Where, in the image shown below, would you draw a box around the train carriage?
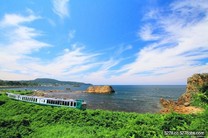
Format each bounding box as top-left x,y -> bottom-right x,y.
6,92 -> 86,110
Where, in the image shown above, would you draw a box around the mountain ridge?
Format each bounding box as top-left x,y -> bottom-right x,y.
0,78 -> 91,86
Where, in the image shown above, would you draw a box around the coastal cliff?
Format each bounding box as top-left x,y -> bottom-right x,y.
177,73 -> 208,105
86,85 -> 115,94
160,73 -> 208,114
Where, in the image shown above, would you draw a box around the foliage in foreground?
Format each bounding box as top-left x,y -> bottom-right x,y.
0,91 -> 207,138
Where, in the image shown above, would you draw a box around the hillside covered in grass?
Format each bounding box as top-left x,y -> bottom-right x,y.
0,89 -> 207,138
0,78 -> 89,87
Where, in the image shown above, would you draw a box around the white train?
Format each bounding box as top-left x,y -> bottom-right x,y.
6,92 -> 86,110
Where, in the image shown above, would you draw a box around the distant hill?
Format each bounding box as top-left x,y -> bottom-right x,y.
0,78 -> 90,86
32,78 -> 89,86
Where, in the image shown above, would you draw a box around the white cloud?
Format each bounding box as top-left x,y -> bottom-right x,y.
0,15 -> 100,81
138,24 -> 161,41
68,30 -> 75,41
47,18 -> 56,26
0,14 -> 39,27
32,44 -> 105,82
52,0 -> 69,19
0,13 -> 52,79
0,12 -> 102,81
1,0 -> 208,85
116,44 -> 132,55
82,0 -> 208,85
117,0 -> 208,84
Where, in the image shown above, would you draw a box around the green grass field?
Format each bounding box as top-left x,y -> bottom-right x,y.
0,90 -> 207,138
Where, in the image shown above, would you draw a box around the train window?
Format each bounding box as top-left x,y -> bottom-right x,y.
70,102 -> 73,106
74,102 -> 76,107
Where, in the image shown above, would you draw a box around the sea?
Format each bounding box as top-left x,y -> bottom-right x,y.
2,85 -> 186,113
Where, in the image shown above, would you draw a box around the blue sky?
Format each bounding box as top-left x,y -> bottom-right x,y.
0,0 -> 208,84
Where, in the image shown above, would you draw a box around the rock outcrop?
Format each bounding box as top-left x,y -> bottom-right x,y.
32,91 -> 46,97
177,73 -> 208,105
86,85 -> 115,94
160,73 -> 208,114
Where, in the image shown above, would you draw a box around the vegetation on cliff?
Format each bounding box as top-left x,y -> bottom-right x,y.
160,73 -> 208,114
0,88 -> 207,138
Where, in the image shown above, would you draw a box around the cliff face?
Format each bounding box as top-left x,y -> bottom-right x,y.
86,85 -> 115,94
177,73 -> 208,105
160,73 -> 208,114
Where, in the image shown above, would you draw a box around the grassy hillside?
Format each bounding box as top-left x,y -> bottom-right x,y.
0,90 -> 207,138
32,78 -> 88,86
0,78 -> 89,87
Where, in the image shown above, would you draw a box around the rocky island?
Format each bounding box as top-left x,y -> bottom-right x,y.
86,85 -> 115,94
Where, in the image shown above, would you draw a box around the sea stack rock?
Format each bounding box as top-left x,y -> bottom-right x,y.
86,85 -> 115,94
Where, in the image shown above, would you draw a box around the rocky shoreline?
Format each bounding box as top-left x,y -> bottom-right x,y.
160,73 -> 207,114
